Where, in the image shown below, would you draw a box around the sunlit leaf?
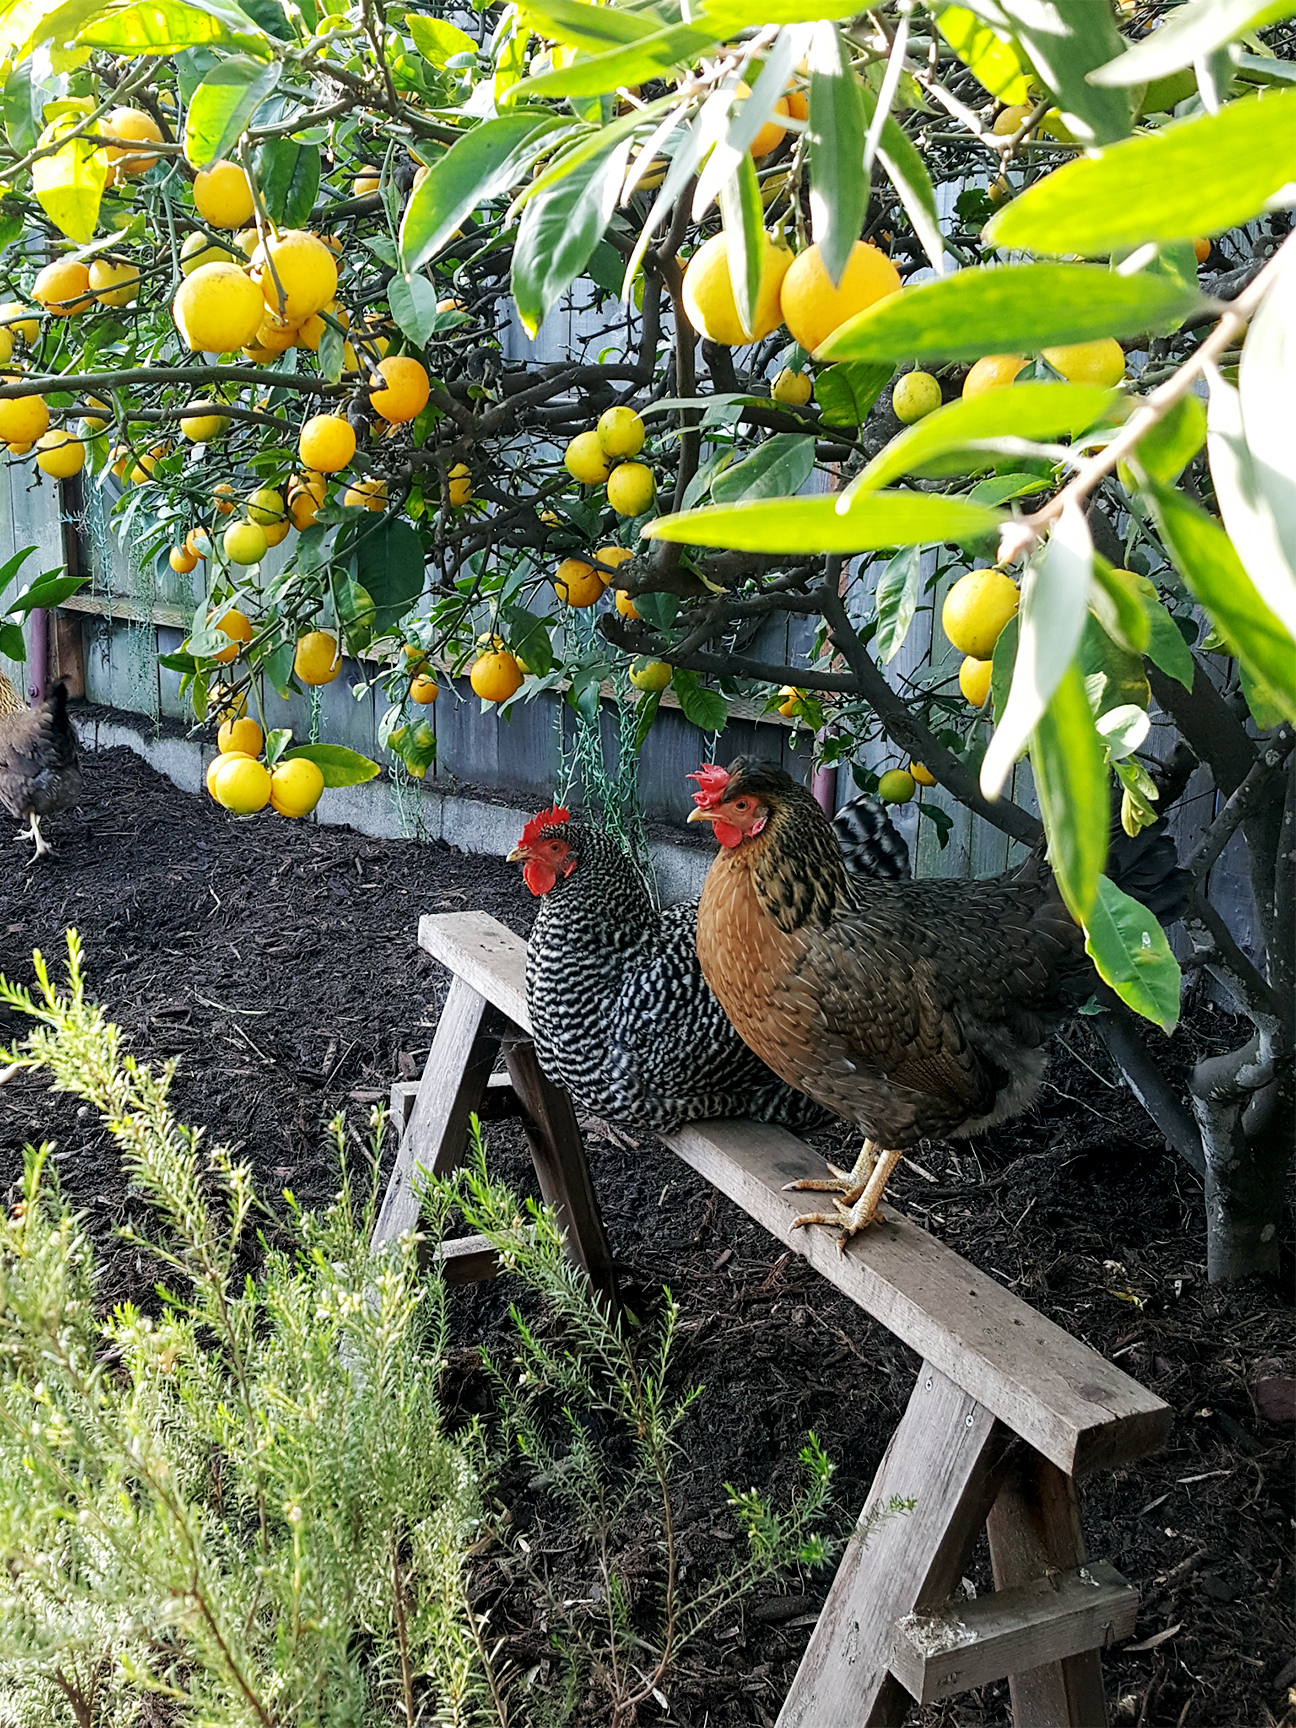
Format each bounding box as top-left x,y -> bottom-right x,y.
1235,234 -> 1296,629
183,53 -> 279,166
859,83 -> 944,277
77,0 -> 266,52
1090,558 -> 1150,655
642,491 -> 1002,552
32,119 -> 106,243
808,18 -> 867,287
1129,391 -> 1207,485
405,12 -> 476,67
518,18 -> 717,96
283,743 -> 380,786
935,4 -> 1031,104
981,0 -> 1133,145
1085,875 -> 1182,1032
400,112 -> 566,276
512,131 -> 633,335
1206,368 -> 1296,643
1031,661 -> 1108,923
719,150 -> 763,338
1089,0 -> 1296,87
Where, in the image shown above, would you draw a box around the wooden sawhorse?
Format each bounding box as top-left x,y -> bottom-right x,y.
375,912 -> 1171,1728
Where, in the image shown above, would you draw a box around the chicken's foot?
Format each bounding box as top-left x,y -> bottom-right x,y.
19,814 -> 51,860
784,1139 -> 902,1249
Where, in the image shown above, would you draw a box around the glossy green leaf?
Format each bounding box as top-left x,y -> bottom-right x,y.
980,0 -> 1133,145
0,619 -> 27,660
694,38 -> 793,219
386,272 -> 439,347
282,744 -> 381,787
968,473 -> 1051,506
1130,391 -> 1206,485
519,19 -> 717,95
815,360 -> 894,428
399,112 -> 565,276
719,150 -> 763,339
77,0 -> 264,51
1206,369 -> 1296,641
985,91 -> 1296,255
0,546 -> 39,604
808,18 -> 868,287
1085,874 -> 1182,1032
518,0 -> 657,51
1090,558 -> 1150,655
254,136 -> 319,228
671,666 -> 727,733
1080,613 -> 1150,715
982,500 -> 1092,799
405,12 -> 475,66
4,61 -> 45,154
642,491 -> 1002,553
183,54 -> 279,166
1147,480 -> 1296,722
7,572 -> 89,615
818,264 -> 1199,364
1031,661 -> 1108,923
702,0 -> 862,21
850,382 -> 1117,496
1089,0 -> 1296,87
512,131 -> 632,336
1135,577 -> 1195,691
873,545 -> 923,664
711,433 -> 815,505
345,516 -> 427,630
32,120 -> 106,244
935,4 -> 1031,103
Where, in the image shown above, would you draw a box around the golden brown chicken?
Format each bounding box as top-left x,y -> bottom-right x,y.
0,674 -> 83,859
687,758 -> 1186,1245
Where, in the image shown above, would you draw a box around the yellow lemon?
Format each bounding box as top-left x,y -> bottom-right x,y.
173,263 -> 264,353
470,649 -> 523,703
102,106 -> 162,178
352,164 -> 381,196
88,258 -> 139,308
262,516 -> 291,548
270,756 -> 325,818
207,749 -> 248,798
192,159 -> 254,229
942,570 -> 1020,658
34,429 -> 84,478
253,229 -> 338,323
554,558 -> 605,608
410,672 -> 438,704
0,302 -> 38,343
447,462 -> 472,506
0,389 -> 50,445
909,761 -> 937,787
211,607 -> 252,664
597,545 -> 634,578
246,486 -> 285,526
607,461 -> 655,517
180,406 -> 229,441
298,413 -> 355,473
959,655 -> 993,707
962,354 -> 1028,399
615,589 -> 639,619
992,103 -> 1033,135
596,405 -> 645,458
32,259 -> 92,316
780,241 -> 902,355
734,79 -> 790,159
213,753 -> 272,813
682,230 -> 792,346
564,429 -> 610,485
892,371 -> 942,424
342,476 -> 386,511
169,544 -> 198,574
217,716 -> 263,756
294,629 -> 341,685
180,231 -> 235,275
370,354 -> 430,423
628,658 -> 671,692
771,367 -> 812,406
1040,339 -> 1125,388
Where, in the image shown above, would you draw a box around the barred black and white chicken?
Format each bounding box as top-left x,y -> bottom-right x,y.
507,791 -> 908,1133
0,675 -> 82,859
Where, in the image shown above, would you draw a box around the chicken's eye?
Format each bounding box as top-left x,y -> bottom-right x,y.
734,798 -> 749,812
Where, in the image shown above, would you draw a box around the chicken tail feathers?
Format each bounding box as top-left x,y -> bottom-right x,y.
833,791 -> 911,883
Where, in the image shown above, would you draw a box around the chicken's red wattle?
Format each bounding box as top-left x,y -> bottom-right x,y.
523,859 -> 557,896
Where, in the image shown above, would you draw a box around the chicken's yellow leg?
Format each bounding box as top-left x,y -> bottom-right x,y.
783,1137 -> 876,1200
785,1140 -> 901,1248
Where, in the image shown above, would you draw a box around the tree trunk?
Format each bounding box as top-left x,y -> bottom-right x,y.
1193,1032 -> 1291,1281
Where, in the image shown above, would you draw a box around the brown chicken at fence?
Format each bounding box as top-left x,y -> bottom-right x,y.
0,674 -> 83,859
687,757 -> 1186,1245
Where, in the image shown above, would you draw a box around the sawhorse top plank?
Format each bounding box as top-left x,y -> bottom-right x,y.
417,911 -> 1170,1481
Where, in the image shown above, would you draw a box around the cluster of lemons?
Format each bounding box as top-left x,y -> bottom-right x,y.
202,604 -> 346,688
205,716 -> 325,819
563,404 -> 656,517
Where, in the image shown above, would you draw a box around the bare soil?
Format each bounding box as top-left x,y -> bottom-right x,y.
1,745 -> 1292,1728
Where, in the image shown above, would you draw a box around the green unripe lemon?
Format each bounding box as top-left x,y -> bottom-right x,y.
892,371 -> 942,424
877,768 -> 916,804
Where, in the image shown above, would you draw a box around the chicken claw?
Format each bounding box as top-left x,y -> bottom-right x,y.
784,1141 -> 902,1250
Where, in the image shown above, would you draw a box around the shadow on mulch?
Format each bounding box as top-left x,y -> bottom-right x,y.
0,746 -> 1291,1728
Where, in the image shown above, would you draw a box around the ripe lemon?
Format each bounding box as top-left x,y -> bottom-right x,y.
959,655 -> 993,707
785,86 -> 809,123
32,259 -> 92,316
470,649 -> 523,703
942,570 -> 1020,659
447,462 -> 472,506
1193,237 -> 1211,265
962,354 -> 1028,399
128,442 -> 166,486
294,629 -> 341,685
102,106 -> 162,178
554,558 -> 605,608
682,230 -> 792,345
1041,339 -> 1125,388
597,405 -> 645,458
88,258 -> 139,308
353,164 -> 381,196
0,390 -> 50,445
299,413 -> 355,473
213,753 -> 272,813
270,756 -> 325,818
735,80 -> 790,159
892,371 -> 942,424
252,314 -> 299,354
777,685 -> 803,717
629,658 -> 671,692
909,761 -> 937,788
0,328 -> 13,367
342,476 -> 386,511
262,516 -> 291,548
206,749 -> 250,798
771,367 -> 812,407
298,302 -> 348,351
173,262 -> 265,353
607,461 -> 655,517
369,354 -> 429,424
877,768 -> 916,804
34,429 -> 83,478
246,486 -> 285,526
253,229 -> 338,322
80,396 -> 110,434
211,607 -> 252,664
180,232 -> 235,276
597,545 -> 634,579
186,527 -> 211,560
410,672 -> 439,704
233,227 -> 259,258
0,303 -> 38,343
992,103 -> 1033,136
180,406 -> 229,441
223,519 -> 267,565
780,241 -> 902,355
289,488 -> 321,530
213,481 -> 237,514
193,160 -> 254,229
615,590 -> 640,620
169,544 -> 197,574
564,429 -> 610,485
218,715 -> 263,755
291,468 -> 327,505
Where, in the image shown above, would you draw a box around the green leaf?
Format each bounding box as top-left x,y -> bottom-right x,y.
0,546 -> 39,604
814,359 -> 893,427
1084,874 -> 1182,1032
387,272 -> 439,348
4,61 -> 45,155
818,263 -> 1199,364
935,4 -> 1031,103
1135,578 -> 1195,690
282,744 -> 381,787
345,517 -> 426,631
0,619 -> 25,660
967,473 -> 1051,506
1031,660 -> 1108,923
1146,480 -> 1295,721
518,0 -> 658,51
77,0 -> 265,52
984,0 -> 1132,145
1206,370 -> 1296,641
399,112 -> 567,276
511,131 -> 633,337
254,137 -> 320,228
260,638 -> 294,700
1129,391 -> 1206,485
642,491 -> 1002,553
858,82 -> 944,277
985,91 -> 1296,255
518,18 -> 717,96
1080,613 -> 1150,715
8,573 -> 88,615
1089,0 -> 1296,87
982,500 -> 1092,798
807,18 -> 868,288
500,602 -> 554,676
850,382 -> 1117,494
710,433 -> 815,504
990,611 -> 1017,722
671,666 -> 727,733
633,686 -> 661,749
1089,558 -> 1150,655
262,724 -> 291,766
405,12 -> 476,67
719,150 -> 763,339
32,120 -> 106,244
873,545 -> 923,664
183,53 -> 279,166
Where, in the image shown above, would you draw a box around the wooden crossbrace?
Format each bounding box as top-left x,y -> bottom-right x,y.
375,911 -> 1173,1728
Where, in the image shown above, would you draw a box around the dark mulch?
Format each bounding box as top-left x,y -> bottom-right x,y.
1,745 -> 1292,1728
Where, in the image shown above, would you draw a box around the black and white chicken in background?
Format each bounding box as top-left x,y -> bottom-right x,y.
506,790 -> 909,1133
0,675 -> 82,860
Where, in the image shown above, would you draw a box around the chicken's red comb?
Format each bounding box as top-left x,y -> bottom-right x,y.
519,805 -> 570,849
688,764 -> 731,809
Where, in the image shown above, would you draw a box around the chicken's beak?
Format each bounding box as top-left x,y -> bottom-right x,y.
506,845 -> 527,862
686,806 -> 714,824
